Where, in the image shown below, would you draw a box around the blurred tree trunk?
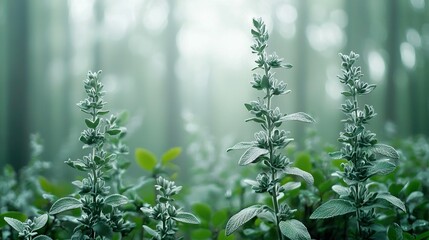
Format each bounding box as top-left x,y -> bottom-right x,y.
94,0 -> 103,71
0,1 -> 6,168
61,2 -> 72,144
165,0 -> 182,148
6,0 -> 30,173
385,0 -> 398,127
295,0 -> 309,148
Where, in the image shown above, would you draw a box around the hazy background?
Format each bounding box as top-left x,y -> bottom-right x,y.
1,0 -> 428,182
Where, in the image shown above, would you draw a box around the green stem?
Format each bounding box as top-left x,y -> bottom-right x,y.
264,61 -> 283,240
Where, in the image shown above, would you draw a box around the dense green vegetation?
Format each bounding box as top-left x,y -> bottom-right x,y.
1,17 -> 428,240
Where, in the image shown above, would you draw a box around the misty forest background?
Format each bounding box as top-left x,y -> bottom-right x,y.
1,0 -> 428,185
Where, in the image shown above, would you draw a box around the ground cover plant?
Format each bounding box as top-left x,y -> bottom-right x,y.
225,18 -> 315,240
310,52 -> 406,239
1,17 -> 429,240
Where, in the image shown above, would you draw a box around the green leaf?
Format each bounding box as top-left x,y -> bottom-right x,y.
279,219 -> 311,240
192,203 -> 212,222
387,223 -> 403,240
238,147 -> 268,166
227,142 -> 255,152
294,152 -> 312,172
106,129 -> 121,135
280,112 -> 315,123
283,167 -> 314,185
372,144 -> 399,159
212,210 -> 228,228
161,147 -> 182,165
49,197 -> 82,215
416,230 -> 429,240
33,236 -> 53,240
4,217 -> 26,233
368,160 -> 396,177
329,151 -> 343,159
406,191 -> 424,203
0,212 -> 27,228
412,220 -> 429,229
33,214 -> 48,231
173,212 -> 200,224
85,117 -> 100,129
280,181 -> 301,192
310,199 -> 355,219
135,148 -> 157,171
332,185 -> 349,196
225,205 -> 262,235
217,230 -> 235,240
143,225 -> 159,238
93,221 -> 113,238
191,229 -> 212,240
376,193 -> 406,212
105,194 -> 128,207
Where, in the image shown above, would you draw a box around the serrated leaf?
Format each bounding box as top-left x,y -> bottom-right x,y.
135,148 -> 157,171
225,205 -> 262,235
372,144 -> 399,159
33,214 -> 48,231
227,142 -> 255,152
143,225 -> 159,238
173,212 -> 200,224
4,217 -> 25,233
310,199 -> 355,219
161,147 -> 181,165
279,219 -> 311,240
105,194 -> 128,207
0,212 -> 27,228
238,147 -> 268,166
49,197 -> 82,215
387,223 -> 403,240
33,235 -> 53,240
376,193 -> 406,212
280,112 -> 315,123
332,185 -> 349,196
283,167 -> 314,185
280,181 -> 301,192
368,160 -> 396,177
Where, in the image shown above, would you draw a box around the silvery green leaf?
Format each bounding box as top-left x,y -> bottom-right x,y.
280,112 -> 315,123
310,199 -> 355,219
49,197 -> 82,215
225,205 -> 262,235
332,185 -> 349,196
4,217 -> 25,233
283,167 -> 314,185
372,144 -> 399,159
376,193 -> 406,212
367,160 -> 396,177
238,147 -> 268,166
33,214 -> 48,231
173,212 -> 200,224
279,219 -> 311,240
104,194 -> 128,207
227,142 -> 256,152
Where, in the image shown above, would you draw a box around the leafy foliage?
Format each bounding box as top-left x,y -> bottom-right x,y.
310,52 -> 404,239
226,18 -> 314,240
141,176 -> 200,239
57,71 -> 135,239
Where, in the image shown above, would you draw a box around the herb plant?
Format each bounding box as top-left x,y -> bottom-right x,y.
141,176 -> 200,240
49,71 -> 134,239
4,214 -> 51,240
310,52 -> 405,239
225,18 -> 315,240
